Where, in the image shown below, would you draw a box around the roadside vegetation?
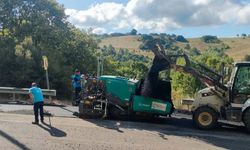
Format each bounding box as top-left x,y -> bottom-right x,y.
0,0 -> 98,98
1,0 -> 249,102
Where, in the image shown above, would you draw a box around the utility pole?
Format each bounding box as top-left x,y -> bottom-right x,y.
43,56 -> 50,89
97,57 -> 100,77
97,57 -> 104,78
101,58 -> 104,76
43,56 -> 51,102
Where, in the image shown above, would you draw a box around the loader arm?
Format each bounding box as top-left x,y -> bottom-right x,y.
150,42 -> 228,95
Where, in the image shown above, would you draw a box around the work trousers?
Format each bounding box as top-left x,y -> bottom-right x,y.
75,87 -> 81,101
34,101 -> 44,122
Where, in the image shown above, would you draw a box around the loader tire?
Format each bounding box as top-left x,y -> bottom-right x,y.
243,108 -> 250,133
193,107 -> 218,130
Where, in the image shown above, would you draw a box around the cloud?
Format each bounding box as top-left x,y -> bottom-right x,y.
237,4 -> 250,24
65,3 -> 124,26
64,0 -> 250,33
92,27 -> 106,34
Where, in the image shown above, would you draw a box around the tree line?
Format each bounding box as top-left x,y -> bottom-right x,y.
0,0 -> 242,101
0,0 -> 98,98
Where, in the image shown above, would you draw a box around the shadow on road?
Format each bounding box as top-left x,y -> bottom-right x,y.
81,114 -> 250,150
38,117 -> 67,137
0,130 -> 30,150
60,107 -> 79,117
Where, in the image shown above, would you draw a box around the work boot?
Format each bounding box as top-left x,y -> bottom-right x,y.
32,121 -> 39,125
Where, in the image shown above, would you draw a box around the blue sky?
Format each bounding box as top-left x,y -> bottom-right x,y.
57,0 -> 250,38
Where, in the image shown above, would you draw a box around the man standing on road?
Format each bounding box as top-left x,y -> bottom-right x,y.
72,69 -> 82,105
29,82 -> 44,124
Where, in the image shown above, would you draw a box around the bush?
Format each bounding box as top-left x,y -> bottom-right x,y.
140,34 -> 153,42
201,35 -> 220,43
184,44 -> 191,49
139,43 -> 151,51
176,35 -> 188,42
110,33 -> 125,36
150,33 -> 159,36
243,55 -> 250,61
221,43 -> 230,49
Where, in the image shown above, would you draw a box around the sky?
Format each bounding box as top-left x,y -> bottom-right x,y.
57,0 -> 250,37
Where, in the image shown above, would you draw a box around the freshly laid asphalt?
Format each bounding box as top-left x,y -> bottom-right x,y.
0,103 -> 249,150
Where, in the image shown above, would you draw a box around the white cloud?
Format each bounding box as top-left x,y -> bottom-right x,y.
92,27 -> 106,34
193,0 -> 212,5
237,4 -> 250,24
64,0 -> 250,33
65,2 -> 124,28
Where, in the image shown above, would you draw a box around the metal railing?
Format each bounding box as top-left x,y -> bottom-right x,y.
0,87 -> 56,101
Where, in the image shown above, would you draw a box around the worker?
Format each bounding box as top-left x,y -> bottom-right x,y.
84,74 -> 91,92
81,74 -> 86,91
72,69 -> 82,103
29,82 -> 44,124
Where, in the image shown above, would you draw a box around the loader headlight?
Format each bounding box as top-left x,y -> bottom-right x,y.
201,92 -> 214,97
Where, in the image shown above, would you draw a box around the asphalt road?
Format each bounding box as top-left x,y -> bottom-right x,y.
0,104 -> 78,117
0,103 -> 250,150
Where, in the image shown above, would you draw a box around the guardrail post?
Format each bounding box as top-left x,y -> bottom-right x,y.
13,93 -> 15,101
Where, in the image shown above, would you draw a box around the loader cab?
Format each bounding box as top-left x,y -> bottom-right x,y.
230,62 -> 250,104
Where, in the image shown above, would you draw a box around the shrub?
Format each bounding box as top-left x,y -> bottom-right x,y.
201,35 -> 220,43
176,35 -> 188,42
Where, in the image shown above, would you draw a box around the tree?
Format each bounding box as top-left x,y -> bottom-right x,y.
0,0 -> 98,98
201,35 -> 220,43
171,46 -> 233,99
140,34 -> 153,42
242,33 -> 247,39
184,44 -> 191,49
244,55 -> 250,61
189,48 -> 201,56
176,35 -> 188,42
130,29 -> 137,35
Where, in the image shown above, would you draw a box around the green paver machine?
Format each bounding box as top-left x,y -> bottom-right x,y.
79,75 -> 174,119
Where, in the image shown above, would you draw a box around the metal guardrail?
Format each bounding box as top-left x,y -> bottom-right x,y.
0,87 -> 56,100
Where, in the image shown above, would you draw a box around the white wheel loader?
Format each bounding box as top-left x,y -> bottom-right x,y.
150,41 -> 250,131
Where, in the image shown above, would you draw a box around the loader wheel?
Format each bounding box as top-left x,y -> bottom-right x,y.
243,108 -> 250,132
193,107 -> 218,130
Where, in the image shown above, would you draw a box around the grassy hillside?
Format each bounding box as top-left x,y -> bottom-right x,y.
99,35 -> 250,61
188,38 -> 250,61
99,35 -> 152,57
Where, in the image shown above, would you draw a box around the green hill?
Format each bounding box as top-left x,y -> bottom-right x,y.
99,35 -> 250,61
